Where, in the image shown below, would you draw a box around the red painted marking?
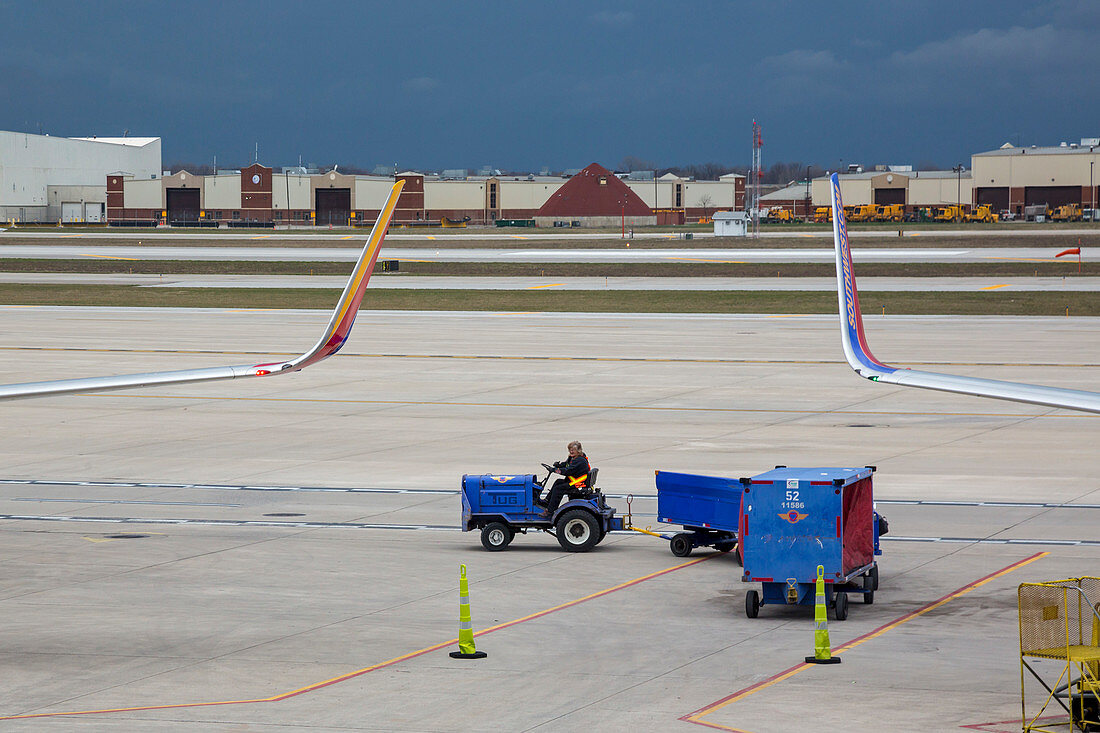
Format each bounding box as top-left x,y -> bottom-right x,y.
752,577 -> 773,582
680,552 -> 1047,729
836,516 -> 841,537
810,481 -> 830,485
1,555 -> 717,721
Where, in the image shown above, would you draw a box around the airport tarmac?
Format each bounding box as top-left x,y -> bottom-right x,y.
0,306 -> 1097,731
0,244 -> 1093,262
0,272 -> 1098,291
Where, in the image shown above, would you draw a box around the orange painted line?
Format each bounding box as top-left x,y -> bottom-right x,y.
679,552 -> 1048,732
0,555 -> 716,721
980,284 -> 1011,290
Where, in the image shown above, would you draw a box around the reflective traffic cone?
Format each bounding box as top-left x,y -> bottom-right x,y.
805,565 -> 840,664
449,564 -> 487,659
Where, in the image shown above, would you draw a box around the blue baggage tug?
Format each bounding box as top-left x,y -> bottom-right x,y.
740,466 -> 883,620
461,465 -> 624,552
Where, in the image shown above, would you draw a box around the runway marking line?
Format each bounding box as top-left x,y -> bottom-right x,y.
664,257 -> 749,264
527,283 -> 565,289
80,392 -> 1096,419
8,345 -> 1093,371
678,551 -> 1048,732
981,284 -> 1011,290
79,254 -> 140,261
0,555 -> 716,721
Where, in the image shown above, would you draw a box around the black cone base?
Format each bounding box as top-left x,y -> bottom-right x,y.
450,650 -> 487,659
805,655 -> 841,664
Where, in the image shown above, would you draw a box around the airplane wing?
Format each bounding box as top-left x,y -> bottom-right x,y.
0,180 -> 405,401
830,172 -> 1100,414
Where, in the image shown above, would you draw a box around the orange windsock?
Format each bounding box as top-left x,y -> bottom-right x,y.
1055,248 -> 1081,257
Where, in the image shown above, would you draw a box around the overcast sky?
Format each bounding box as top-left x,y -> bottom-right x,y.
3,1 -> 1099,172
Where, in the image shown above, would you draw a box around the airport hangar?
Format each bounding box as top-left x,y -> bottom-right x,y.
0,131 -> 160,224
3,128 -> 1100,225
763,138 -> 1100,217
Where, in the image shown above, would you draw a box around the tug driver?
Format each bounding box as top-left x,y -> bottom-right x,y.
539,440 -> 590,516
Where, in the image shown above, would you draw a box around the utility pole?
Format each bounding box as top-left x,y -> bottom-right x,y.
805,165 -> 811,218
953,163 -> 964,223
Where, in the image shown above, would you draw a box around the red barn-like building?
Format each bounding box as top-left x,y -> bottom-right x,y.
535,163 -> 656,227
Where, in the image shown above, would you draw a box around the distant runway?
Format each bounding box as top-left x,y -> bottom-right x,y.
0,245 -> 1092,262
0,273 -> 1096,291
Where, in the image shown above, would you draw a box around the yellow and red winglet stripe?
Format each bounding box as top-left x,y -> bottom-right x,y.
272,179 -> 404,374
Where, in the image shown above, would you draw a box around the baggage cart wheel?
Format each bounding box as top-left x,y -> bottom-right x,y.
863,589 -> 874,605
555,509 -> 600,552
670,533 -> 693,557
868,564 -> 879,592
833,592 -> 848,621
746,590 -> 760,618
481,522 -> 513,551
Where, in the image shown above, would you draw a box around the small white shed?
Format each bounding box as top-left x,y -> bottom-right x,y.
713,210 -> 748,236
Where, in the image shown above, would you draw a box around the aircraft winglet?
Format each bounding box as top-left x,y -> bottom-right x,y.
830,173 -> 1100,414
0,179 -> 405,401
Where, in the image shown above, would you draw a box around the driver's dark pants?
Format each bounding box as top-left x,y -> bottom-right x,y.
542,479 -> 570,514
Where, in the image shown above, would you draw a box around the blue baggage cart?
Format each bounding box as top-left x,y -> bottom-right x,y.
655,470 -> 743,558
740,466 -> 883,620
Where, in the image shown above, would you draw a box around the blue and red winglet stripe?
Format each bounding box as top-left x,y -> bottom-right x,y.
831,174 -> 893,375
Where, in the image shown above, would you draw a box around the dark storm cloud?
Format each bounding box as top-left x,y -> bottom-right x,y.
2,0 -> 1098,170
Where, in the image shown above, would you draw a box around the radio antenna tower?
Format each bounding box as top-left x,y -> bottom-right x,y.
750,120 -> 762,238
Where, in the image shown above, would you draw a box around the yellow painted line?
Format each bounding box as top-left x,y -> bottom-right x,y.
61,234 -> 86,238
527,283 -> 564,290
426,235 -> 436,240
681,552 -> 1049,731
250,235 -> 271,240
981,284 -> 1011,290
986,257 -> 1064,262
80,393 -> 1094,419
0,555 -> 714,721
340,235 -> 354,240
511,235 -> 528,240
3,345 -> 1097,370
79,254 -> 140,261
664,257 -> 748,264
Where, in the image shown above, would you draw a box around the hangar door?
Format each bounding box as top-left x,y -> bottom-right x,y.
975,187 -> 1009,211
874,188 -> 905,205
315,188 -> 351,226
1024,186 -> 1080,208
166,188 -> 200,223
61,202 -> 83,223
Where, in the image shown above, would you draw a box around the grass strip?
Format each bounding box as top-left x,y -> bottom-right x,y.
0,259 -> 1096,278
0,284 -> 1095,316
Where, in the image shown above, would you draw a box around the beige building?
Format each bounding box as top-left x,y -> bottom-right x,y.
810,169 -> 972,211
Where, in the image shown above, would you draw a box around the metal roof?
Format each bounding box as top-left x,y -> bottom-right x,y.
974,145 -> 1099,157
71,137 -> 159,147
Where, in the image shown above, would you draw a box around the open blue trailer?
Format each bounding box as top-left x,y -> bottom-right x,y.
655,470 -> 744,558
740,466 -> 883,620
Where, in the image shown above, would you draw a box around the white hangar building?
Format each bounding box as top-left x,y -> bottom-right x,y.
0,131 -> 160,223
